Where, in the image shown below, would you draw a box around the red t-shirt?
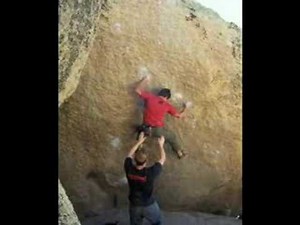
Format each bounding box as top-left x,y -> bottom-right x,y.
138,91 -> 178,127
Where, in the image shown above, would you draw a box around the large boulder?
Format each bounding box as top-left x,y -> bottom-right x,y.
59,179 -> 81,225
59,0 -> 105,106
59,0 -> 242,219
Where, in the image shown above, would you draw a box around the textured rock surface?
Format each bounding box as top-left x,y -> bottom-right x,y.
59,0 -> 242,219
59,0 -> 104,106
82,208 -> 242,225
59,0 -> 107,223
59,179 -> 81,225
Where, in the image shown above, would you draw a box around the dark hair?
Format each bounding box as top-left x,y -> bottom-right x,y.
135,159 -> 147,166
158,88 -> 171,99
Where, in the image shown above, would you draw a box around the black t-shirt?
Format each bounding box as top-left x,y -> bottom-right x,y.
124,157 -> 162,206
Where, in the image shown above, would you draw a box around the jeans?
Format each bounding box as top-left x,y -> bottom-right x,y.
129,201 -> 161,225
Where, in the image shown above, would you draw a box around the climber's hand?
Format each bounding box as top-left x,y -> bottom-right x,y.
184,101 -> 192,108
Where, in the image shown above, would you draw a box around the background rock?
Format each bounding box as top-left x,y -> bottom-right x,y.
59,179 -> 81,225
59,0 -> 105,106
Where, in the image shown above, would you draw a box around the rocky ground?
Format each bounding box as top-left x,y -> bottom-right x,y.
82,208 -> 242,225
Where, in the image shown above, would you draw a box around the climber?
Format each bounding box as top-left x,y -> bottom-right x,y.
124,135 -> 166,225
134,75 -> 191,159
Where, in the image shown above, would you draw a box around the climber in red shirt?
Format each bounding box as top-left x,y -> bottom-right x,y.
134,75 -> 190,159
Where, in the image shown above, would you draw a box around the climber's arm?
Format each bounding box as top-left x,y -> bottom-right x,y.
135,76 -> 150,95
169,102 -> 192,118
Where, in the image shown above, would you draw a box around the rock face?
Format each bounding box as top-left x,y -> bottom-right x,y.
59,0 -> 106,223
59,180 -> 81,225
59,0 -> 242,220
59,0 -> 104,106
